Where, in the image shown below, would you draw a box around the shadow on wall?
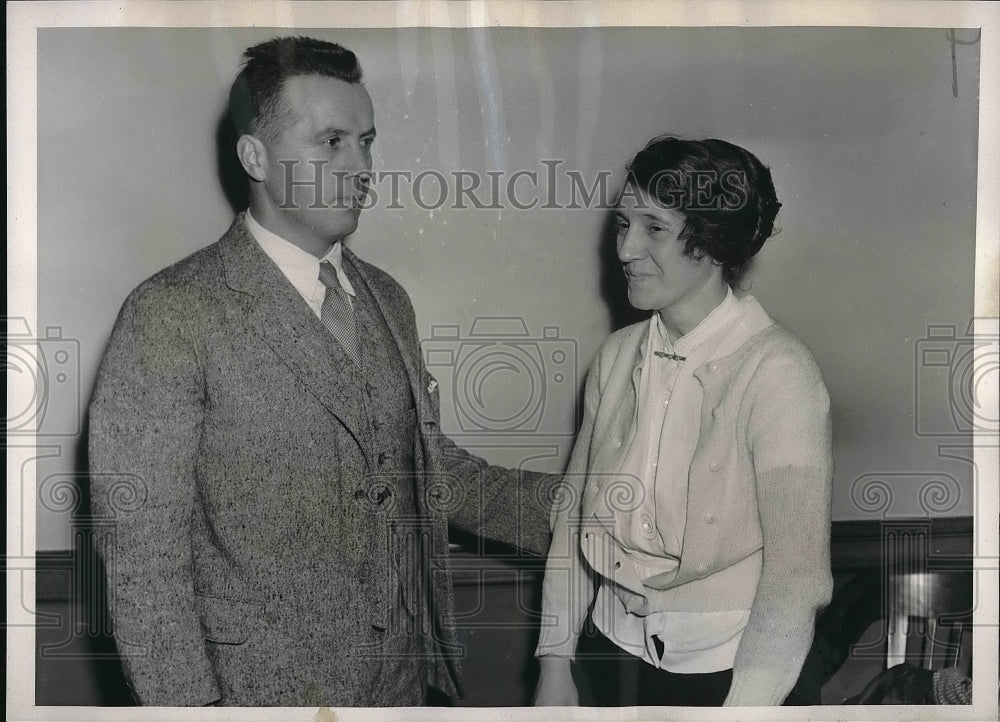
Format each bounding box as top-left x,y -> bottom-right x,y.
216,112 -> 247,217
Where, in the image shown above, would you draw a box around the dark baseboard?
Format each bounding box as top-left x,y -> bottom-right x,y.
829,515 -> 973,570
36,549 -> 79,601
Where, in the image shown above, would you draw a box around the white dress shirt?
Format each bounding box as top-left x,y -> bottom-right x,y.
245,210 -> 355,318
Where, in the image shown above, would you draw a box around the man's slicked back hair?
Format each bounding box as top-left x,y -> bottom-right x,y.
229,36 -> 363,140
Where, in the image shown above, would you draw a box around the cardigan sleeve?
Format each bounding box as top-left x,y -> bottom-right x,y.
534,355 -> 602,658
723,344 -> 834,706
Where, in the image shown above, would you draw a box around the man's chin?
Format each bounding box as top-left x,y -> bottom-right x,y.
331,214 -> 358,241
317,209 -> 362,241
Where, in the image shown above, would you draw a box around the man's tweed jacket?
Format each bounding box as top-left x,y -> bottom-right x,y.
88,214 -> 552,706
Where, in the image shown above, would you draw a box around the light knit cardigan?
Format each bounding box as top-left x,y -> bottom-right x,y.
536,297 -> 834,706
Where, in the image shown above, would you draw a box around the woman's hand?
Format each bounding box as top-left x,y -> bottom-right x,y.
533,656 -> 579,706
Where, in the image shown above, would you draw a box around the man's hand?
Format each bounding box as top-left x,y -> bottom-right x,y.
533,656 -> 579,706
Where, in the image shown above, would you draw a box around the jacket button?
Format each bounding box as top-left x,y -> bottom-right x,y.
354,489 -> 366,500
709,460 -> 723,472
373,419 -> 382,431
703,513 -> 716,524
378,452 -> 389,466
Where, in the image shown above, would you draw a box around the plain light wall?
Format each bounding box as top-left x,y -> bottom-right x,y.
35,27 -> 979,549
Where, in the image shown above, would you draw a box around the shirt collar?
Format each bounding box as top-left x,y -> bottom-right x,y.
245,210 -> 355,296
650,286 -> 738,358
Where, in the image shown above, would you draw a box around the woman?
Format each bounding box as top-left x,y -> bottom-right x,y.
534,136 -> 833,707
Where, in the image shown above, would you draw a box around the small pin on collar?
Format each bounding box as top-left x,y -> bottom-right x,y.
653,351 -> 687,361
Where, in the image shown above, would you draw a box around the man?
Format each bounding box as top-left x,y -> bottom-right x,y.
88,36 -> 552,707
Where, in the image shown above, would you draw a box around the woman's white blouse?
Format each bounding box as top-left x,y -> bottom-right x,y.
598,289 -> 755,672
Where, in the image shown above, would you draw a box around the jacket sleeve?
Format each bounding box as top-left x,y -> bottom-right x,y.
88,287 -> 219,706
723,345 -> 834,706
533,357 -> 601,658
430,430 -> 556,557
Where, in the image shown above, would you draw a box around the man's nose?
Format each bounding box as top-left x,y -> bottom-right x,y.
333,143 -> 372,195
344,140 -> 372,174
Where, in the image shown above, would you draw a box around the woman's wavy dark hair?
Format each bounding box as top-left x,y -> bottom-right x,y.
625,136 -> 781,285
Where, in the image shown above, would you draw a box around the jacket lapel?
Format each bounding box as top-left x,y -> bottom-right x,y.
342,249 -> 430,424
217,214 -> 370,461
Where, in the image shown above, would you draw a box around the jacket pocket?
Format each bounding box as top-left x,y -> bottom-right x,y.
195,592 -> 264,645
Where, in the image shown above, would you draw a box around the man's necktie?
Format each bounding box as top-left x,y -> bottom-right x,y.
319,261 -> 362,367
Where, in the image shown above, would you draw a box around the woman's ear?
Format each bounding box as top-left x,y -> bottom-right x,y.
236,134 -> 267,182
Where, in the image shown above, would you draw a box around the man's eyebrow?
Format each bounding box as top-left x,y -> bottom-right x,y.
315,126 -> 377,138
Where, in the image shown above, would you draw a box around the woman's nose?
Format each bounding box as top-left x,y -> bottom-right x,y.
617,226 -> 644,262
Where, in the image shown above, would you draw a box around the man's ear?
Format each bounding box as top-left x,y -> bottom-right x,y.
236,134 -> 268,182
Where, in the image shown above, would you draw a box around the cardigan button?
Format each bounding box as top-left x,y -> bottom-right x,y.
639,514 -> 655,537
709,460 -> 723,472
703,513 -> 717,524
614,561 -> 622,570
695,563 -> 708,575
706,363 -> 719,374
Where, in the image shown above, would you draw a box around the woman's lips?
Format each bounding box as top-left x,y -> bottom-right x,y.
623,267 -> 653,279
